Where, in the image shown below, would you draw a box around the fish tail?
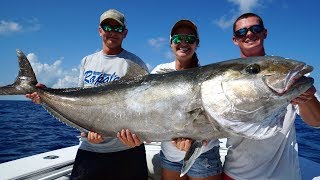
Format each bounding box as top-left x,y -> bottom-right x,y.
0,50 -> 38,95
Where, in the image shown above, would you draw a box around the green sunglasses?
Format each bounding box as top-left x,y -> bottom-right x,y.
100,24 -> 125,33
171,34 -> 198,44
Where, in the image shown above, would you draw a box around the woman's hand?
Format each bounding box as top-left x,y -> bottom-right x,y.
172,138 -> 208,152
172,138 -> 193,152
117,129 -> 142,147
82,132 -> 104,144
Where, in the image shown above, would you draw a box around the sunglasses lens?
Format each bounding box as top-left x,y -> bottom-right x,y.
114,26 -> 124,32
172,35 -> 183,44
101,25 -> 111,31
235,28 -> 248,37
101,25 -> 124,32
235,25 -> 264,37
186,35 -> 197,44
251,25 -> 264,33
172,34 -> 197,44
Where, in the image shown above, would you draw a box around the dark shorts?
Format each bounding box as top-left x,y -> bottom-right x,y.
70,144 -> 148,180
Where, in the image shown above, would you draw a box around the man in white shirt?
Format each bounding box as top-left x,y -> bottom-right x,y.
222,13 -> 320,180
26,9 -> 149,180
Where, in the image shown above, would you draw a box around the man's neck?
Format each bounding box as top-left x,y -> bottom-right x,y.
103,46 -> 123,55
241,48 -> 266,58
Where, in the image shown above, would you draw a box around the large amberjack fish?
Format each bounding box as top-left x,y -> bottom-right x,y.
0,50 -> 314,176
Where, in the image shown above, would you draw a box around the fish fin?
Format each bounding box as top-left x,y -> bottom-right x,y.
185,83 -> 203,112
0,50 -> 38,95
180,140 -> 205,177
42,104 -> 89,133
87,60 -> 149,88
187,107 -> 208,124
186,88 -> 206,121
186,98 -> 202,111
154,68 -> 176,74
121,60 -> 149,80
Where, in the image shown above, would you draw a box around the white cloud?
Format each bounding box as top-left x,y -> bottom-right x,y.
147,37 -> 173,67
214,0 -> 262,29
0,20 -> 22,35
0,18 -> 40,36
165,51 -> 174,61
229,0 -> 261,13
52,74 -> 79,88
25,17 -> 41,32
148,37 -> 167,49
214,15 -> 236,29
27,53 -> 79,88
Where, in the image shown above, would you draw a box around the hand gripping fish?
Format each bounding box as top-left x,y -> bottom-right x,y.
0,50 -> 314,176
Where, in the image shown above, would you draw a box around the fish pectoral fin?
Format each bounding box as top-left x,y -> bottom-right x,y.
180,140 -> 205,177
186,95 -> 204,116
185,87 -> 203,115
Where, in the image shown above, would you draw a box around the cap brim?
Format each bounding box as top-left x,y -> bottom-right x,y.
100,18 -> 125,26
170,20 -> 198,37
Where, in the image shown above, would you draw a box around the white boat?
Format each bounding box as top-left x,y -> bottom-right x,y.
0,139 -> 319,180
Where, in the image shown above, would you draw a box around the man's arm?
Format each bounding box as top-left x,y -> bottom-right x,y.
292,86 -> 320,127
298,96 -> 320,127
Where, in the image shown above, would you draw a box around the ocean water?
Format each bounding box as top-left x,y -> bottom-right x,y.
0,100 -> 79,163
0,100 -> 319,164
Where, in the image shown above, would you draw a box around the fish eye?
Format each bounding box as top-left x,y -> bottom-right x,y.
245,64 -> 260,74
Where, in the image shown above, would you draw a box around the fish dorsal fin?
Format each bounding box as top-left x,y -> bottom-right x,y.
81,60 -> 149,89
121,60 -> 149,80
154,68 -> 176,74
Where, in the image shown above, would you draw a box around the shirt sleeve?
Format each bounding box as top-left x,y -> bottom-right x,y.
78,57 -> 86,88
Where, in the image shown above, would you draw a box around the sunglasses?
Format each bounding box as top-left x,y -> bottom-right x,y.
171,34 -> 198,44
100,24 -> 125,33
234,25 -> 264,38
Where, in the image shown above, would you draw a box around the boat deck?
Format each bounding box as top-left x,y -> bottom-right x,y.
0,139 -> 319,180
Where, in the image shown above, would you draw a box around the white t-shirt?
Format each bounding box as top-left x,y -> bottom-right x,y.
79,50 -> 148,87
151,61 -> 220,162
78,50 -> 148,153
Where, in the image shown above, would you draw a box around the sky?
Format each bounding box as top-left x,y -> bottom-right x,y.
0,0 -> 319,100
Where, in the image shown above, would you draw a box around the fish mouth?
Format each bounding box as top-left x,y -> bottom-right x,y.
287,75 -> 314,92
272,64 -> 314,95
284,64 -> 313,92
